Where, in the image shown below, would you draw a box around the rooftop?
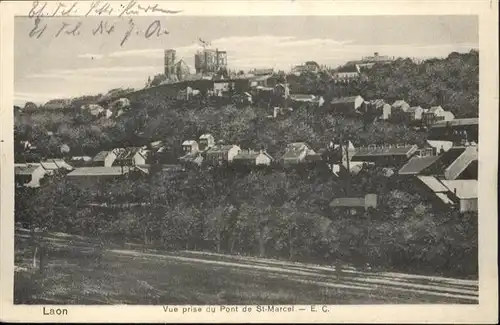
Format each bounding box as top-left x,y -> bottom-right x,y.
206,144 -> 238,154
182,140 -> 197,146
398,156 -> 440,175
353,145 -> 417,157
233,150 -> 271,161
417,175 -> 449,193
15,165 -> 43,175
93,151 -> 110,162
431,118 -> 479,128
330,96 -> 361,105
67,166 -> 132,177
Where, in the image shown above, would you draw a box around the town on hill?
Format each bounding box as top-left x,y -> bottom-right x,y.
14,46 -> 479,305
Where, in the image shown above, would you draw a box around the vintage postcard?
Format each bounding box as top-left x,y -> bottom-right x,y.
0,0 -> 498,323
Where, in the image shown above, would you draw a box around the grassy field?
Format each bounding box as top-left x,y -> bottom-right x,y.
14,229 -> 479,305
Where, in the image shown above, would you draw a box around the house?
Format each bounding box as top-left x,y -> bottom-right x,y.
391,100 -> 410,112
113,147 -> 149,166
415,176 -> 477,212
418,145 -> 478,180
281,142 -> 316,165
332,64 -> 360,80
233,149 -> 273,167
182,140 -> 199,154
204,144 -> 241,166
15,165 -> 47,188
91,150 -> 120,167
199,134 -> 215,151
441,180 -> 478,212
406,106 -> 424,120
422,106 -> 455,125
351,144 -> 418,167
329,95 -> 364,115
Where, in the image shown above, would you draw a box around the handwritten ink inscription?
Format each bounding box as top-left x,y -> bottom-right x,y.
27,1 -> 180,46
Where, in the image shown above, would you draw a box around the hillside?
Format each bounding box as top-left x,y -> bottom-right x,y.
331,50 -> 479,118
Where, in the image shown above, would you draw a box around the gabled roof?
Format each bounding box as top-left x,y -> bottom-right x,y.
407,106 -> 423,113
199,134 -> 214,140
182,140 -> 197,146
441,180 -> 477,199
233,150 -> 274,161
15,165 -> 43,175
392,100 -> 409,108
67,166 -> 132,177
421,146 -> 467,175
429,106 -> 443,113
93,151 -> 110,162
282,142 -> 313,160
444,145 -> 478,180
398,156 -> 440,175
206,144 -> 239,154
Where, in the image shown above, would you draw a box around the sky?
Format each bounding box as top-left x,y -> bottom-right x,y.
14,15 -> 478,106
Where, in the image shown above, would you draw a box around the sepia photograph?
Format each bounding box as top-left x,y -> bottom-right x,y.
1,0 -> 498,323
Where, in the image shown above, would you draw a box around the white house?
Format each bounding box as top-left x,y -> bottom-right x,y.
205,144 -> 242,165
233,150 -> 274,166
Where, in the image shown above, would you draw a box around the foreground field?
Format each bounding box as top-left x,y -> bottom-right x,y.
14,229 -> 478,304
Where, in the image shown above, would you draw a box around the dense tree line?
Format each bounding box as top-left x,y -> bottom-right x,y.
15,166 -> 477,278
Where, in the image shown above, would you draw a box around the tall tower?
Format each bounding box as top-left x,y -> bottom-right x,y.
216,49 -> 227,71
164,49 -> 176,78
